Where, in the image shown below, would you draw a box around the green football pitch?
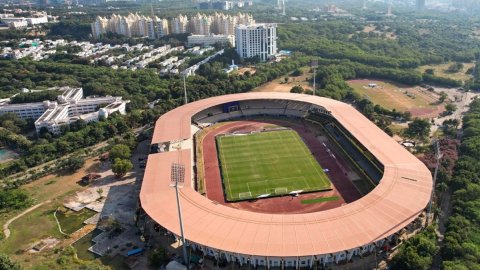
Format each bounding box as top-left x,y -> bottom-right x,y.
216,129 -> 331,201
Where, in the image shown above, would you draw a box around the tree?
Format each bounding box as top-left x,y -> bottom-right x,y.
109,144 -> 131,161
0,189 -> 32,210
112,158 -> 133,177
62,156 -> 85,172
445,104 -> 457,115
439,92 -> 448,103
0,254 -> 21,270
290,85 -> 304,94
405,118 -> 431,139
148,247 -> 169,268
291,68 -> 303,76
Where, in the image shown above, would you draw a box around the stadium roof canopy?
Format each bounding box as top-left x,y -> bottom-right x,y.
141,92 -> 432,257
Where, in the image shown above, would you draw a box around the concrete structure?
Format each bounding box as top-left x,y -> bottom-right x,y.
0,88 -> 127,134
187,34 -> 234,47
142,92 -> 432,268
235,23 -> 277,62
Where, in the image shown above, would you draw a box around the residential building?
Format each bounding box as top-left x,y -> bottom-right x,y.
170,14 -> 189,34
187,34 -> 234,47
91,13 -> 153,38
235,23 -> 277,62
155,18 -> 169,37
189,13 -> 212,35
91,12 -> 254,39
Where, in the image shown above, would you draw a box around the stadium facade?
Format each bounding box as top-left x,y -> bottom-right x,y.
140,92 -> 432,268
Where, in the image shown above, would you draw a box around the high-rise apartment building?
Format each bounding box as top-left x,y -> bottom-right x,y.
170,14 -> 189,34
189,13 -> 212,35
92,12 -> 255,40
235,23 -> 277,62
155,18 -> 170,37
91,13 -> 153,38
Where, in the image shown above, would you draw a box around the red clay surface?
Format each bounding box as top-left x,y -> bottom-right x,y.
201,119 -> 363,214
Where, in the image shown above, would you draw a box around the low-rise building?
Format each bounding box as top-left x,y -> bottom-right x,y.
187,34 -> 235,47
0,87 -> 128,135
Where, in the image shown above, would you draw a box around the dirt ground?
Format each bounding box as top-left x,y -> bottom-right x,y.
348,79 -> 444,118
200,119 -> 362,214
22,158 -> 102,202
253,72 -> 313,93
237,67 -> 256,75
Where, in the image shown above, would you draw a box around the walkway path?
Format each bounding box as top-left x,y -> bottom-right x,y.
3,200 -> 51,239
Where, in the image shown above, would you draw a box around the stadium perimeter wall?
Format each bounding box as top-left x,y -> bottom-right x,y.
141,93 -> 432,268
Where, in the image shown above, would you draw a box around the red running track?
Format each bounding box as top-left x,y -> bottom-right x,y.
201,119 -> 362,214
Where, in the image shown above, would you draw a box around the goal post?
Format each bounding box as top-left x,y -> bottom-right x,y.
238,192 -> 252,200
274,187 -> 288,195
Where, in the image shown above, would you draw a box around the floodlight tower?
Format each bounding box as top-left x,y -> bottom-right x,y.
311,60 -> 318,96
426,140 -> 442,227
183,75 -> 188,104
171,163 -> 189,268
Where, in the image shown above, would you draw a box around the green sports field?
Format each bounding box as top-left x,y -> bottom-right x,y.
216,129 -> 331,201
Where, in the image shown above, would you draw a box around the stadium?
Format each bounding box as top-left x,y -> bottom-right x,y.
140,92 -> 432,268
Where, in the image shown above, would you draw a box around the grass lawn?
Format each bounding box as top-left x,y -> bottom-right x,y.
0,202 -> 63,255
418,62 -> 474,82
72,229 -> 103,260
217,129 -> 331,201
56,207 -> 97,234
301,196 -> 340,204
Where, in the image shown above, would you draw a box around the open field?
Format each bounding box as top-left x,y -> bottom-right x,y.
252,67 -> 313,93
217,129 -> 331,201
348,79 -> 444,118
418,62 -> 474,82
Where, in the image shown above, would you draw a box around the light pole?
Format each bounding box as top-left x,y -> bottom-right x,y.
171,163 -> 189,268
183,75 -> 188,105
426,140 -> 442,227
311,60 -> 318,96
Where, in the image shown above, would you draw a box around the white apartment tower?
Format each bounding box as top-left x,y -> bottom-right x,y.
235,23 -> 277,62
